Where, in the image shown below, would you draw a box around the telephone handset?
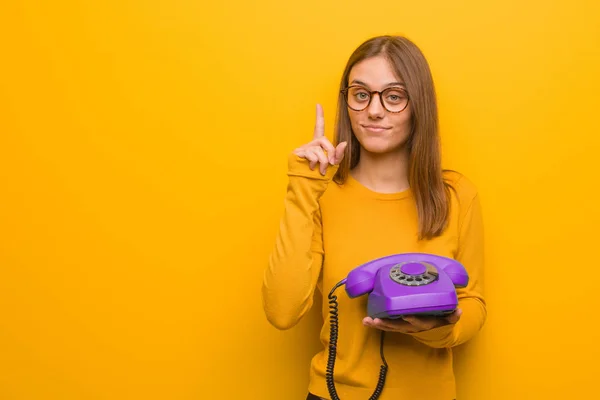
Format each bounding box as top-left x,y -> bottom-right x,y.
325,253 -> 469,400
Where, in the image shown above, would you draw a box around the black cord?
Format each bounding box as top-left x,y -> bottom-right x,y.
326,280 -> 388,400
370,331 -> 388,400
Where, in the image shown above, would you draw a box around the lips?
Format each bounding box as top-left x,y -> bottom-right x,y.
361,124 -> 391,133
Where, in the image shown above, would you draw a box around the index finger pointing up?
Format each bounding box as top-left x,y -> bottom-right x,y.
313,104 -> 325,139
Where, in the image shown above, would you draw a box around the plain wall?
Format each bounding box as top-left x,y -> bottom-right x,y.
1,1 -> 599,399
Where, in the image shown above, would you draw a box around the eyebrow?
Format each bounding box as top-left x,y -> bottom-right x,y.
350,79 -> 406,88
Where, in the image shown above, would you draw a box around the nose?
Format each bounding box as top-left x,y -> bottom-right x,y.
367,93 -> 385,119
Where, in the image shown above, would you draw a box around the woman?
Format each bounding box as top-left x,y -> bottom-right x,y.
262,35 -> 486,400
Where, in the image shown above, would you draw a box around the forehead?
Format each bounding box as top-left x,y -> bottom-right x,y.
348,55 -> 404,88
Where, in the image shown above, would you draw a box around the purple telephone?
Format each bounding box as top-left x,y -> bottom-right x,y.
345,252 -> 469,318
325,253 -> 468,400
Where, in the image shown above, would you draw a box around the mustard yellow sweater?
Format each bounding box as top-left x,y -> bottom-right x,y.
262,154 -> 487,400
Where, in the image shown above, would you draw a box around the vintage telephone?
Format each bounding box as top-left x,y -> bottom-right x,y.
325,253 -> 469,400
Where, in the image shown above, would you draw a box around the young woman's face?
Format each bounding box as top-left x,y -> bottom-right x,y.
346,55 -> 412,154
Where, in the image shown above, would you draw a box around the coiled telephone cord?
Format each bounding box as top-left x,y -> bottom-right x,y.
326,280 -> 388,400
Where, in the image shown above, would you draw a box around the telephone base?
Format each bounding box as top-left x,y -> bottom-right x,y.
374,308 -> 456,320
368,295 -> 458,320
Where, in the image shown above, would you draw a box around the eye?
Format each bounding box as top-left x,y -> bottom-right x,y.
355,92 -> 369,101
348,86 -> 371,103
385,89 -> 407,104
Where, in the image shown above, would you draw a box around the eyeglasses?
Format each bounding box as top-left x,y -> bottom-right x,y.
340,85 -> 410,113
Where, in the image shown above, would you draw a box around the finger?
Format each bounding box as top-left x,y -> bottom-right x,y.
304,148 -> 319,170
401,315 -> 437,331
372,318 -> 411,332
313,104 -> 325,139
363,317 -> 415,333
310,147 -> 329,175
293,148 -> 305,158
372,318 -> 393,330
400,315 -> 419,324
368,319 -> 395,332
314,137 -> 335,164
363,317 -> 386,329
333,141 -> 347,165
445,309 -> 462,324
365,317 -> 420,333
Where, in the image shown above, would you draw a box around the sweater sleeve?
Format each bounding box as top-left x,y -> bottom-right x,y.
408,193 -> 487,348
261,153 -> 339,330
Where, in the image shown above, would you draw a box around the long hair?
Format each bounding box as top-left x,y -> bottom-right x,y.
333,35 -> 453,240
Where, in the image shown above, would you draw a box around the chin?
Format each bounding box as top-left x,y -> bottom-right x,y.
357,136 -> 404,154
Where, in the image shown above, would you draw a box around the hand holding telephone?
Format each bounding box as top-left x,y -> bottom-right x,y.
326,253 -> 469,400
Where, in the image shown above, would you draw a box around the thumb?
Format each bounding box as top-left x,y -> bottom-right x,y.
446,308 -> 462,324
333,141 -> 347,165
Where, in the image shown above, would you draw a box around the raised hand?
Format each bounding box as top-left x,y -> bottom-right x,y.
292,104 -> 347,175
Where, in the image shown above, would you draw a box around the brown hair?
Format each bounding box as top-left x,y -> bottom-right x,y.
333,35 -> 453,240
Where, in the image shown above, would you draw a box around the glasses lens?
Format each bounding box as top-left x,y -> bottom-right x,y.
381,88 -> 409,112
346,86 -> 371,110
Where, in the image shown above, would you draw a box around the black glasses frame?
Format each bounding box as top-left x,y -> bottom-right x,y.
340,85 -> 410,113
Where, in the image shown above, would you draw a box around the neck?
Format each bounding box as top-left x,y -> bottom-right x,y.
351,146 -> 410,194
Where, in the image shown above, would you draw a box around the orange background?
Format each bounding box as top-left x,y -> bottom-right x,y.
1,1 -> 599,399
